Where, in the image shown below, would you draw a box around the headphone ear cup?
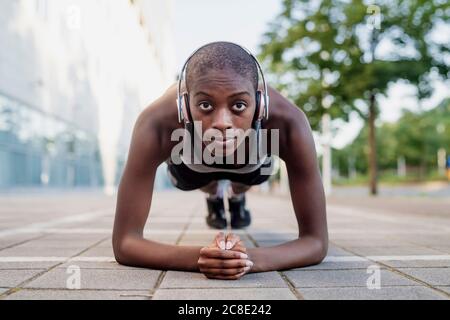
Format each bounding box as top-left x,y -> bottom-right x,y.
259,91 -> 266,119
182,93 -> 193,123
177,97 -> 183,123
257,90 -> 265,119
263,93 -> 269,120
253,91 -> 261,129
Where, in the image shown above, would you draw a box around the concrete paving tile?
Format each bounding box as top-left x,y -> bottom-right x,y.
178,238 -> 255,248
325,246 -> 355,256
5,289 -> 152,300
57,261 -> 143,270
24,268 -> 162,290
437,286 -> 450,295
160,271 -> 287,289
18,237 -> 106,248
0,246 -> 84,257
331,239 -> 413,247
146,222 -> 187,230
180,232 -> 248,240
290,260 -> 376,271
0,269 -> 45,287
247,232 -> 297,242
0,235 -> 42,250
428,246 -> 450,254
343,246 -> 444,256
397,268 -> 450,286
91,238 -> 113,248
299,286 -> 447,300
39,234 -> 108,242
153,288 -> 297,300
382,260 -> 450,268
0,262 -> 60,269
285,269 -> 418,288
77,246 -> 114,257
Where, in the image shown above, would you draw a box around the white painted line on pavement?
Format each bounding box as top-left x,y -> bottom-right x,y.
368,255 -> 450,261
324,255 -> 450,262
0,256 -> 116,262
327,205 -> 450,233
1,255 -> 450,263
0,209 -> 113,238
324,256 -> 368,262
0,257 -> 67,262
0,228 -> 257,235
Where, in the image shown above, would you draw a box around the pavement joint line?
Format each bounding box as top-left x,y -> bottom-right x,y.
280,272 -> 304,300
286,284 -> 440,289
0,208 -> 113,238
6,287 -> 156,293
151,286 -> 301,290
330,242 -> 450,300
2,254 -> 450,263
0,236 -> 109,300
2,287 -> 154,298
244,229 -> 303,300
0,234 -> 47,252
400,239 -> 450,256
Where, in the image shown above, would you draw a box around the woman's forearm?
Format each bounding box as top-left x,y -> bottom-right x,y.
247,236 -> 328,272
114,235 -> 202,271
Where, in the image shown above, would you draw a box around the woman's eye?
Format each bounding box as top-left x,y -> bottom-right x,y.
232,103 -> 247,112
198,102 -> 213,111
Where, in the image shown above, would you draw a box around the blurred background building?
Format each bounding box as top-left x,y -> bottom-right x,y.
0,0 -> 175,193
1,0 -> 448,197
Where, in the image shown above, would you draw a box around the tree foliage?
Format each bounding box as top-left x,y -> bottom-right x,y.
259,0 -> 449,128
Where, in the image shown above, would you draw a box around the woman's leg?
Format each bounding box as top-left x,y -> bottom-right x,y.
200,180 -> 219,196
229,182 -> 251,199
201,181 -> 227,229
228,182 -> 252,228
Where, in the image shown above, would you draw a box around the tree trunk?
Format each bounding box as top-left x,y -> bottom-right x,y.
368,93 -> 378,195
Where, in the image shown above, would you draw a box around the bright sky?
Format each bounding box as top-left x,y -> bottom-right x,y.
173,0 -> 282,67
173,0 -> 450,150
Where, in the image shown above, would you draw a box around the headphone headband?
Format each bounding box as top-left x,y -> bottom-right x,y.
177,41 -> 270,124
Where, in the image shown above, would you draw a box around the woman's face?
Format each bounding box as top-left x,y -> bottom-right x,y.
188,68 -> 256,158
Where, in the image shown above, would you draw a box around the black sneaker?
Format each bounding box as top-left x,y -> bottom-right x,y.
206,197 -> 227,229
228,196 -> 251,229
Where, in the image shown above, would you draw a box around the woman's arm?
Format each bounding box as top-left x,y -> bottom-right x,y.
112,111 -> 202,271
247,96 -> 329,273
112,103 -> 250,273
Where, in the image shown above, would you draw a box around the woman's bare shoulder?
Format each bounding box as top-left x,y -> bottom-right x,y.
132,84 -> 184,160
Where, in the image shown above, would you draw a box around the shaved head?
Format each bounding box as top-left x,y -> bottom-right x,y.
185,42 -> 259,92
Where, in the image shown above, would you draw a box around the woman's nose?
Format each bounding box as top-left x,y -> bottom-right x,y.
212,108 -> 233,133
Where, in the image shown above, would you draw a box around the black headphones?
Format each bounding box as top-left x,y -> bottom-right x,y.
176,41 -> 270,131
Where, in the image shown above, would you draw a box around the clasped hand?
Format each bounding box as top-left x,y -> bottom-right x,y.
198,232 -> 253,280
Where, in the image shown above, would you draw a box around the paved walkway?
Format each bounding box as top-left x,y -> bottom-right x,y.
0,190 -> 449,300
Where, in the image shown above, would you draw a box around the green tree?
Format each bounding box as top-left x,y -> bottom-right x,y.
333,98 -> 450,180
259,0 -> 449,195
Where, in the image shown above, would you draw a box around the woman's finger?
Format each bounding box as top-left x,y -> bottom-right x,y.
199,258 -> 253,269
215,232 -> 226,250
231,242 -> 247,254
225,233 -> 241,250
201,266 -> 250,276
200,247 -> 248,260
204,271 -> 248,280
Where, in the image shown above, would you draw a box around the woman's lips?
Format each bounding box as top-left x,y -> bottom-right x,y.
214,138 -> 235,145
207,138 -> 237,153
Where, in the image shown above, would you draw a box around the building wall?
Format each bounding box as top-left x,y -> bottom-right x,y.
0,0 -> 175,191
